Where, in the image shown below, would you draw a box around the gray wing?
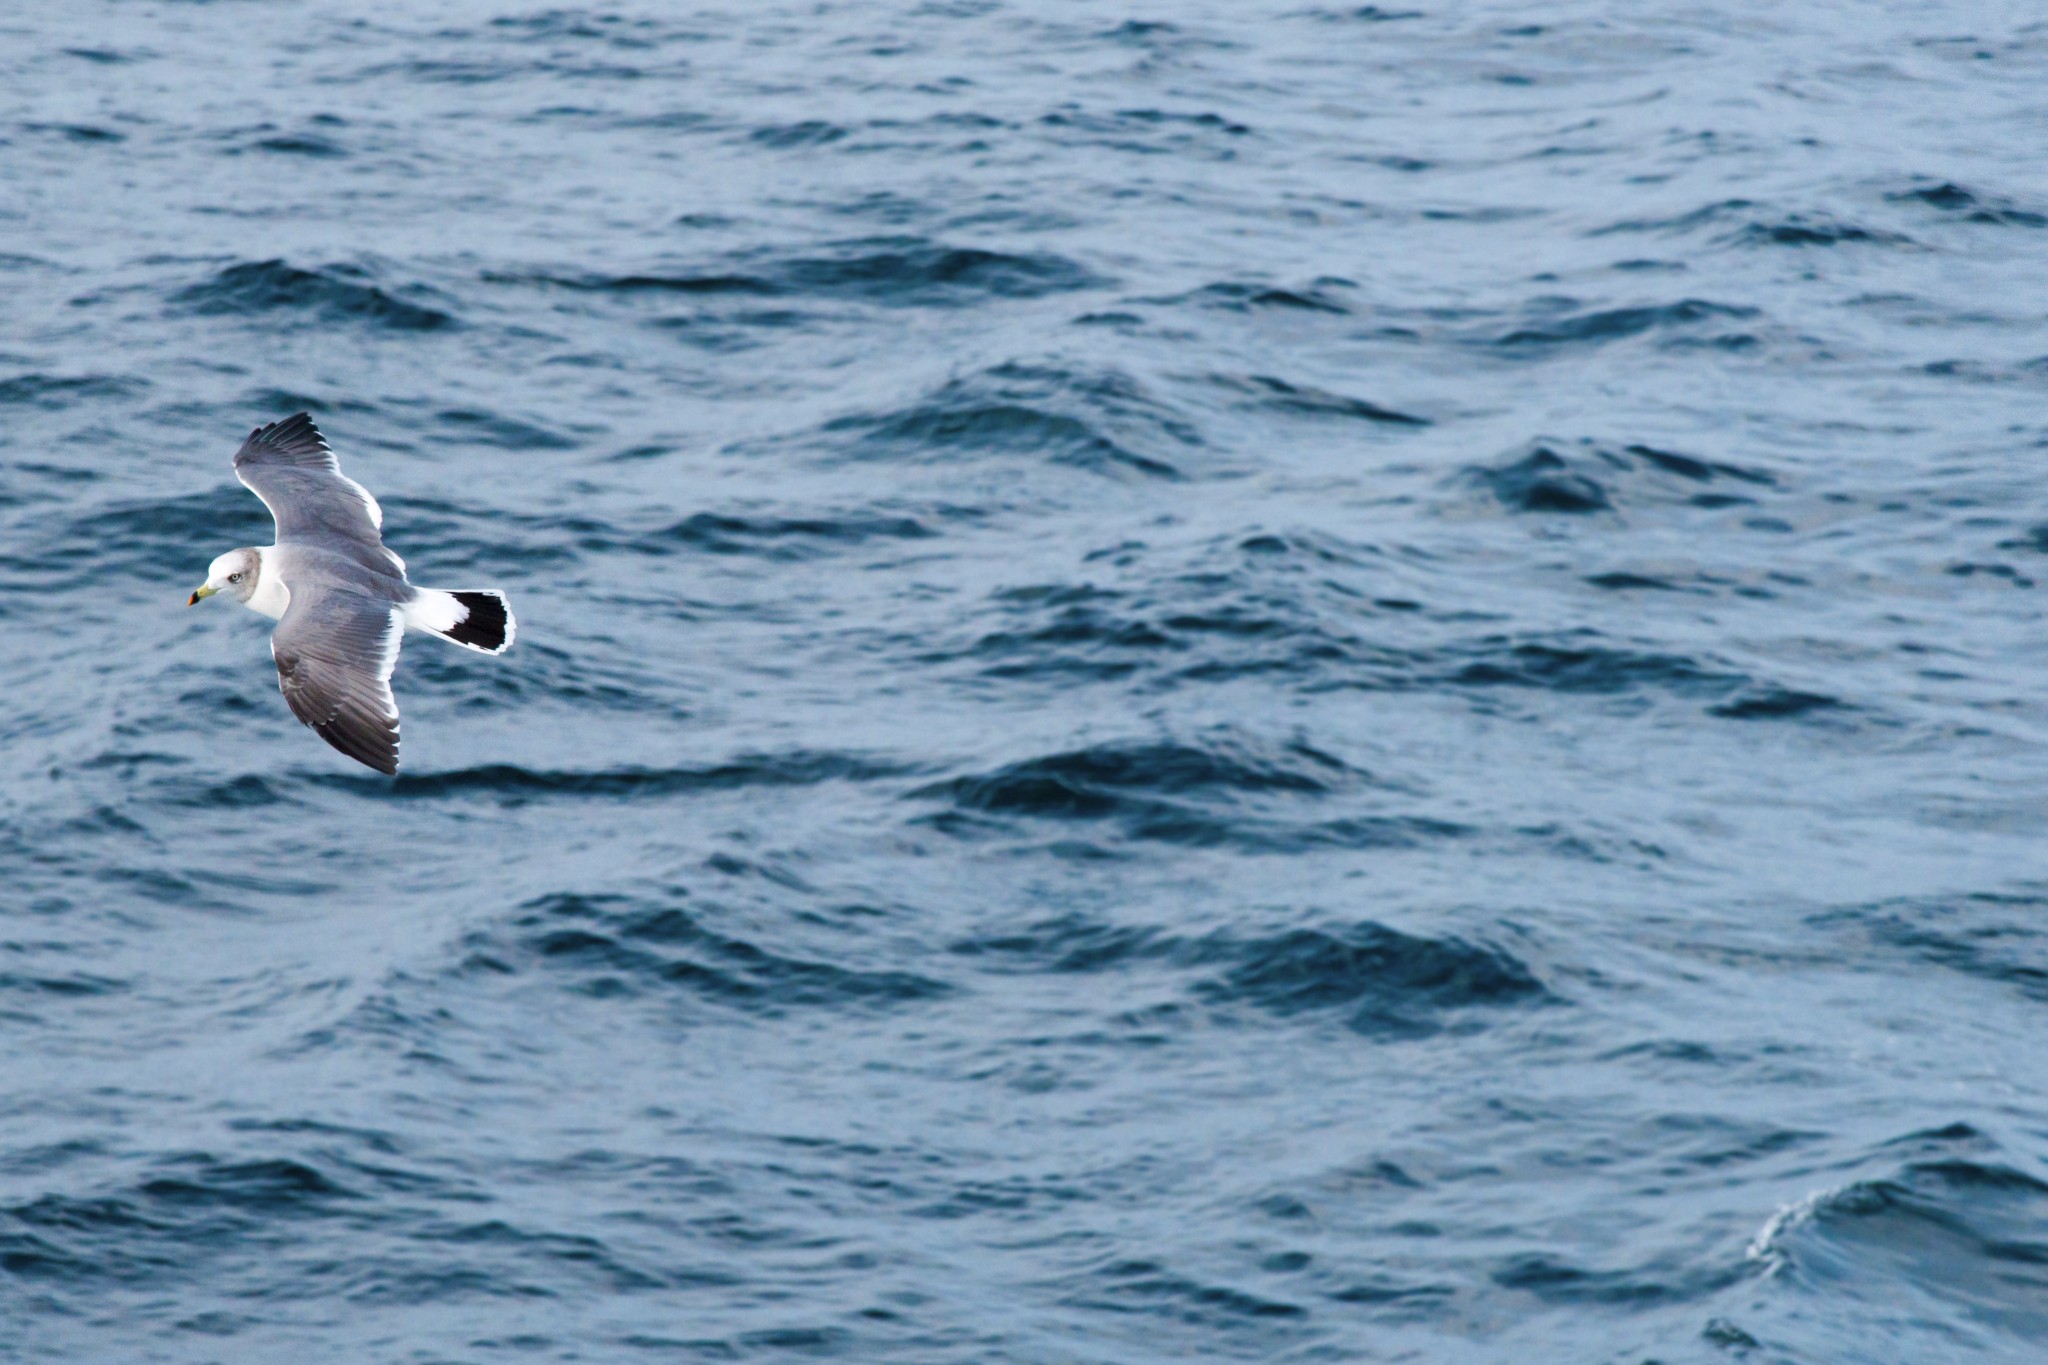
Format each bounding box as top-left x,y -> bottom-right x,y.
234,413 -> 404,573
271,581 -> 404,775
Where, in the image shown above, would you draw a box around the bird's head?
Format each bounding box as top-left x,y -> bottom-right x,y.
189,548 -> 262,606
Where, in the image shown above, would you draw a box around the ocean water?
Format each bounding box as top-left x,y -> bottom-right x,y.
5,2 -> 2048,1360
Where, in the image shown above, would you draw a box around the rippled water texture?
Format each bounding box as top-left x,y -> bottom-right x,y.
7,3 -> 2048,1361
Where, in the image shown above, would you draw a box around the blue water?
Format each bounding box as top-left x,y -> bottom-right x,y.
6,3 -> 2048,1360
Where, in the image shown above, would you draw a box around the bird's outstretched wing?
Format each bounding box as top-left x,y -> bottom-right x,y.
271,580 -> 404,775
234,413 -> 403,573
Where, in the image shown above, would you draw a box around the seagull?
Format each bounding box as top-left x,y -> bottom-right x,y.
188,412 -> 514,774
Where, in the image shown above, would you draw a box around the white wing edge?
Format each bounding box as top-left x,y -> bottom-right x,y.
342,474 -> 384,530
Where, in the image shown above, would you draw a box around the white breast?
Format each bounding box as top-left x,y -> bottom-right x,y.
245,546 -> 292,620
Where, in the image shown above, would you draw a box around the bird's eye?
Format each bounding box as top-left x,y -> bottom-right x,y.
228,572 -> 242,583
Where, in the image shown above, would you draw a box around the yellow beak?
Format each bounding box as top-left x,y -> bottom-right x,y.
188,585 -> 216,605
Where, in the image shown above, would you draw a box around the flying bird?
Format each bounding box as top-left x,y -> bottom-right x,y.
188,413 -> 514,774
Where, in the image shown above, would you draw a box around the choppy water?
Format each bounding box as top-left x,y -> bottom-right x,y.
6,2 -> 2048,1360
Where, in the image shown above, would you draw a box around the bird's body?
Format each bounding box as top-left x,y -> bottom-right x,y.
188,413 -> 514,774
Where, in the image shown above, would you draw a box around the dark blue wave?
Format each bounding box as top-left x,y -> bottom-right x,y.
828,362 -> 1192,478
175,260 -> 457,331
331,751 -> 919,800
952,914 -> 1548,1038
1490,299 -> 1760,350
484,892 -> 952,1011
489,237 -> 1106,307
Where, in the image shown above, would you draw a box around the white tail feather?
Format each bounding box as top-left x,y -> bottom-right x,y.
404,588 -> 515,655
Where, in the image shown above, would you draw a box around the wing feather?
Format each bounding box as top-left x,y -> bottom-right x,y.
235,413 -> 402,572
271,584 -> 403,775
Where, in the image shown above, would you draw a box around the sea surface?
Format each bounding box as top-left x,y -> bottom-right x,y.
4,3 -> 2048,1361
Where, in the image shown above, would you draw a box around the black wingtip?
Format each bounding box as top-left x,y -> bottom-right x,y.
236,411 -> 335,469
